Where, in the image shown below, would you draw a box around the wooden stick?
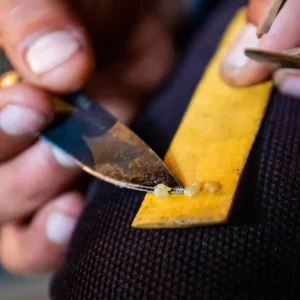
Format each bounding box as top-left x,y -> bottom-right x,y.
132,10 -> 273,229
257,0 -> 285,38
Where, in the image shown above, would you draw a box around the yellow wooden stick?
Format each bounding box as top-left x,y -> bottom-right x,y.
132,9 -> 273,229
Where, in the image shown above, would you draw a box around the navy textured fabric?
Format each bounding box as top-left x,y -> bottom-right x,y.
51,0 -> 300,299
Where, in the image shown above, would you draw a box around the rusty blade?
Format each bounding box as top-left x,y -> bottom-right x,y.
43,94 -> 184,194
0,49 -> 183,194
245,48 -> 300,69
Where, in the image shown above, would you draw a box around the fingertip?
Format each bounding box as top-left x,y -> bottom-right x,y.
220,24 -> 259,87
219,64 -> 247,87
0,192 -> 84,275
19,29 -> 95,93
219,22 -> 273,87
44,192 -> 83,247
0,83 -> 54,120
274,69 -> 300,96
273,69 -> 287,87
1,1 -> 95,94
49,145 -> 79,169
220,62 -> 271,87
48,191 -> 84,221
0,84 -> 54,138
41,53 -> 95,94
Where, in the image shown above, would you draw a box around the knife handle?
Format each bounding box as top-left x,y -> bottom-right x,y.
0,49 -> 14,77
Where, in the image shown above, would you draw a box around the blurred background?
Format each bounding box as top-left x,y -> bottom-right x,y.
0,267 -> 50,299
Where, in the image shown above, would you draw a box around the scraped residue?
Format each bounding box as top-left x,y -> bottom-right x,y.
203,181 -> 221,194
153,180 -> 222,199
154,184 -> 171,198
184,180 -> 202,198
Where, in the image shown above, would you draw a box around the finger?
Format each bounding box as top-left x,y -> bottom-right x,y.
0,0 -> 94,93
220,0 -> 271,86
0,139 -> 81,222
0,83 -> 53,160
273,69 -> 300,96
220,0 -> 300,87
0,191 -> 83,275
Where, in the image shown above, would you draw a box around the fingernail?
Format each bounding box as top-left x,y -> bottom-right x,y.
223,24 -> 259,69
274,69 -> 300,95
46,212 -> 77,246
26,31 -> 80,75
0,105 -> 45,136
50,145 -> 78,168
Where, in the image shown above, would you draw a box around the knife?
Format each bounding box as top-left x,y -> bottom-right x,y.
245,48 -> 300,69
0,49 -> 183,194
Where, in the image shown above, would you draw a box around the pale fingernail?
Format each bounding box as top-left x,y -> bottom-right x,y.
223,24 -> 259,69
46,212 -> 77,246
50,145 -> 78,168
0,105 -> 45,135
274,70 -> 300,95
26,31 -> 80,75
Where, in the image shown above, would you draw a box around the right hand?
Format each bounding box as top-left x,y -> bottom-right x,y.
0,0 -> 176,275
220,0 -> 300,94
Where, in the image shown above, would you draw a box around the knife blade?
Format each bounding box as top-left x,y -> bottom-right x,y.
0,49 -> 183,194
245,48 -> 300,69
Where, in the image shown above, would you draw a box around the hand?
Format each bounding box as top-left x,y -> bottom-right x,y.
220,0 -> 300,97
0,0 -> 175,275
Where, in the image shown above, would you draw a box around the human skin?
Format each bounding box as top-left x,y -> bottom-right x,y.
0,0 -> 176,275
1,0 -> 299,276
221,0 -> 300,97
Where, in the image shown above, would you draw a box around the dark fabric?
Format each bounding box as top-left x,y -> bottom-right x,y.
51,0 -> 300,299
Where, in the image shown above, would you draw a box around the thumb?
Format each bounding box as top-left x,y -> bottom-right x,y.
220,0 -> 300,87
0,0 -> 95,93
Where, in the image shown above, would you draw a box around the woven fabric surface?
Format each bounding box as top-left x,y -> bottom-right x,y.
51,0 -> 300,299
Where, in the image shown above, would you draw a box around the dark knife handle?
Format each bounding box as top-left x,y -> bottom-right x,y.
0,49 -> 14,74
0,48 -> 117,167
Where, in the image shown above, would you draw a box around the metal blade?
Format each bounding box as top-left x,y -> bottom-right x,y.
44,93 -> 183,193
0,48 -> 183,193
245,48 -> 300,69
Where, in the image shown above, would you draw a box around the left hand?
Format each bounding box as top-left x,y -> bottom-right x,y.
0,0 -> 177,276
220,0 -> 300,97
